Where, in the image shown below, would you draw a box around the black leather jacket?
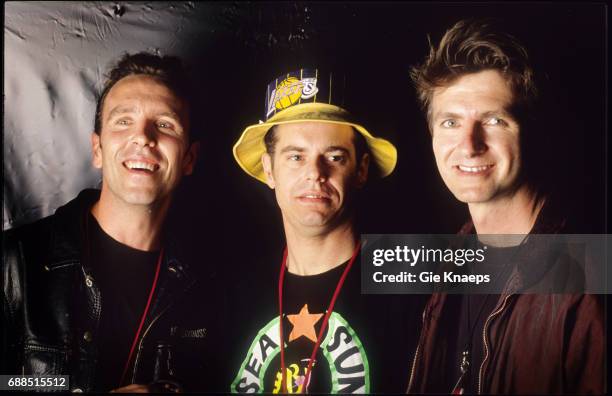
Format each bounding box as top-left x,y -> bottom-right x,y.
2,189 -> 223,392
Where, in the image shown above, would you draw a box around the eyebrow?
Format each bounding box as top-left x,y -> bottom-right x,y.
157,111 -> 181,120
106,107 -> 181,121
107,106 -> 137,120
279,145 -> 305,154
325,146 -> 350,155
433,110 -> 514,121
480,110 -> 514,119
432,111 -> 463,121
278,145 -> 351,154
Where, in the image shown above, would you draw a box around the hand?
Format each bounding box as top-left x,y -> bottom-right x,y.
110,384 -> 150,393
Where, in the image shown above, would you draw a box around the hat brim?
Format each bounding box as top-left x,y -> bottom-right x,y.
233,103 -> 398,183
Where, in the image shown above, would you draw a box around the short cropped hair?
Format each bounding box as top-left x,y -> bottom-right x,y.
410,19 -> 537,126
94,52 -> 195,139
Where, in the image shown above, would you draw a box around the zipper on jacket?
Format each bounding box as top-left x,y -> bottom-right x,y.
477,293 -> 513,394
130,304 -> 173,383
80,265 -> 102,320
407,343 -> 421,393
79,265 -> 102,392
24,344 -> 67,353
406,305 -> 427,393
45,260 -> 79,271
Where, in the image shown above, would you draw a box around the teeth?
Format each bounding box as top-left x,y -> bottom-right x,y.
304,194 -> 325,199
125,161 -> 156,171
458,165 -> 491,173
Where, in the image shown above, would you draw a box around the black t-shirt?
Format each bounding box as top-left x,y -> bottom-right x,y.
453,243 -> 521,393
86,213 -> 159,391
231,253 -> 421,393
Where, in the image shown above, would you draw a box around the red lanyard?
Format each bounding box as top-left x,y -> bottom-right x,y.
278,241 -> 361,394
119,248 -> 164,386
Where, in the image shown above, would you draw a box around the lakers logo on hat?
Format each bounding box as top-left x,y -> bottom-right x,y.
267,76 -> 319,117
234,68 -> 398,183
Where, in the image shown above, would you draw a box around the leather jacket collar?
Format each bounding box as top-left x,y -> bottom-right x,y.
47,189 -> 196,291
457,199 -> 569,294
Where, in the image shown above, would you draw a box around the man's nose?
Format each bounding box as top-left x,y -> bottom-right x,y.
305,156 -> 329,183
458,121 -> 487,157
131,121 -> 157,148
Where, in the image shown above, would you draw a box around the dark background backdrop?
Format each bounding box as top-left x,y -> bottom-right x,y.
163,2 -> 607,268
4,2 -> 606,269
3,3 -> 606,387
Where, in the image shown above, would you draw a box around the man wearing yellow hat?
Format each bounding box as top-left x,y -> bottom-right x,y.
230,69 -> 409,393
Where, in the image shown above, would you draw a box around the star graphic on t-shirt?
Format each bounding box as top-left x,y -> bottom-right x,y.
286,304 -> 323,343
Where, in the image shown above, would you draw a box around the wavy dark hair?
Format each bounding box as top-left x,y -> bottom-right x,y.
94,52 -> 195,139
410,19 -> 537,127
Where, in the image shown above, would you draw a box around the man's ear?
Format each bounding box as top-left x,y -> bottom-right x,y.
182,141 -> 200,175
261,152 -> 276,189
91,132 -> 102,169
356,153 -> 369,188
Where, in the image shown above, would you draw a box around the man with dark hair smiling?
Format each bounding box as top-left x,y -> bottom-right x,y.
2,52 -> 220,392
407,19 -> 604,394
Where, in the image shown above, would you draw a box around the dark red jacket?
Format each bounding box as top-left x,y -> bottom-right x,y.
407,204 -> 605,394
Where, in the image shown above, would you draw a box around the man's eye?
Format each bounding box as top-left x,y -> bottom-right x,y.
157,121 -> 174,129
288,154 -> 302,161
328,155 -> 345,162
486,117 -> 507,126
441,119 -> 457,128
116,119 -> 131,126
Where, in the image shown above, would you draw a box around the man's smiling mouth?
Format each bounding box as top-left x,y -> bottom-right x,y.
456,164 -> 494,174
123,160 -> 159,173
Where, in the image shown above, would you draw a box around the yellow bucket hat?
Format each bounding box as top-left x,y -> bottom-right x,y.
233,69 -> 397,183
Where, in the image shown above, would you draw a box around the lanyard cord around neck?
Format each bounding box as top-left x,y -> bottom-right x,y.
278,241 -> 361,394
119,247 -> 164,386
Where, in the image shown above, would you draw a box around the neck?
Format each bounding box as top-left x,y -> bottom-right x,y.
468,184 -> 544,238
284,220 -> 357,276
91,188 -> 169,251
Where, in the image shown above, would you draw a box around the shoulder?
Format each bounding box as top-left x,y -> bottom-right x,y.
3,189 -> 99,262
515,293 -> 603,321
3,216 -> 56,268
2,215 -> 58,323
2,189 -> 96,302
